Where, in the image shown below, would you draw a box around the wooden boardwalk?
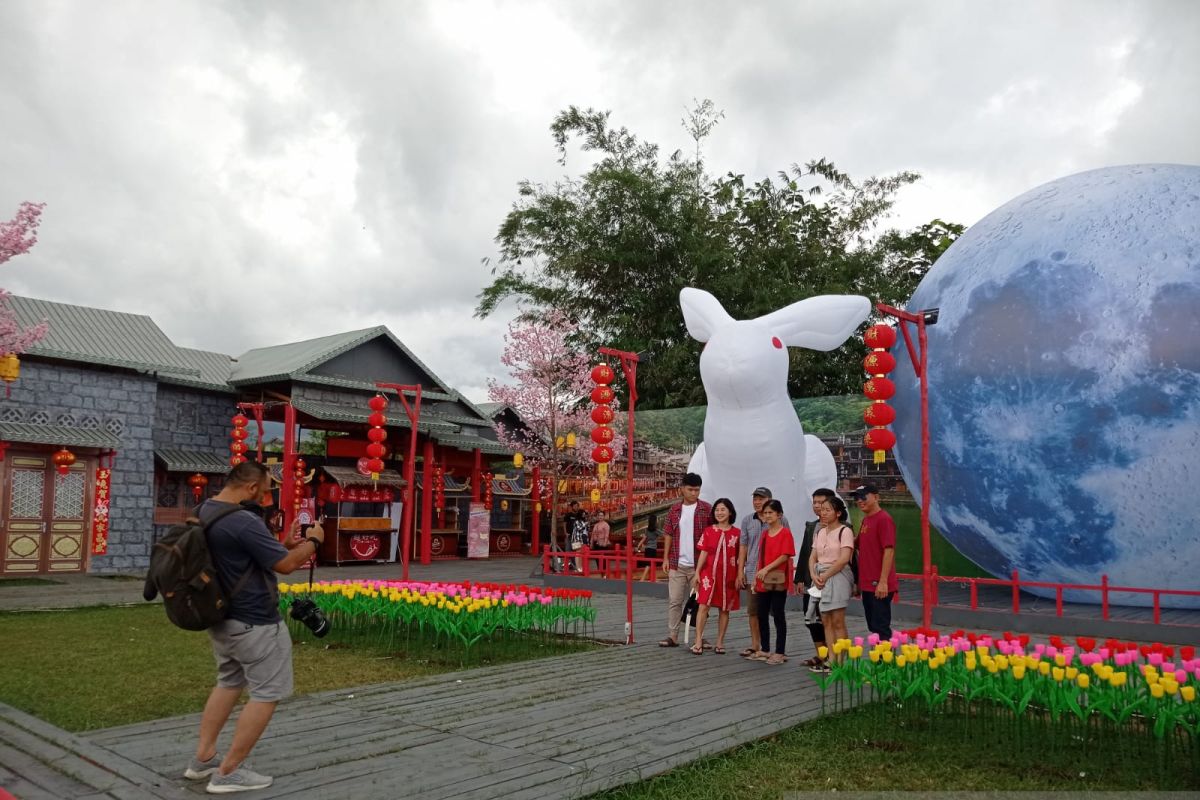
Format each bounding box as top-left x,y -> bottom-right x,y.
70,591 -> 847,800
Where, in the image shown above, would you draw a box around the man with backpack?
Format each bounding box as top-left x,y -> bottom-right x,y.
184,461 -> 323,793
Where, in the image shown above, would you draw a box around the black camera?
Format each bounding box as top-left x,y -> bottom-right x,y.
289,597 -> 331,638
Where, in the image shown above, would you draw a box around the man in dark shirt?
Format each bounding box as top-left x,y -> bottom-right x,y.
852,483 -> 897,640
184,461 -> 324,793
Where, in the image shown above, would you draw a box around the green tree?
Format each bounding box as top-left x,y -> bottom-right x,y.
477,103 -> 962,409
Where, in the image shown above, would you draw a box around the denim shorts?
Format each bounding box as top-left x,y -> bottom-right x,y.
208,619 -> 294,702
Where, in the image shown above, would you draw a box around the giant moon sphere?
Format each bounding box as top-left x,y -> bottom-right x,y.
891,164 -> 1200,608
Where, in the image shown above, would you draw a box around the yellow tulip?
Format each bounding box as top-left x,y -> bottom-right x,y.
1182,686 -> 1196,702
1039,662 -> 1051,676
1150,683 -> 1165,699
996,656 -> 1009,671
869,651 -> 881,663
817,646 -> 829,659
965,658 -> 977,672
1054,654 -> 1066,667
930,659 -> 941,671
896,655 -> 908,668
1077,674 -> 1090,690
1052,667 -> 1065,682
1110,672 -> 1127,687
1065,667 -> 1078,680
882,651 -> 894,664
1012,665 -> 1026,680
850,645 -> 864,659
1163,681 -> 1179,696
919,650 -> 930,661
987,663 -> 999,674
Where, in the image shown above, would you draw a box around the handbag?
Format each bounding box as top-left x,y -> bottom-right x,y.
759,531 -> 788,588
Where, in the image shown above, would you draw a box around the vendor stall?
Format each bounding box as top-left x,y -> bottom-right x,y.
316,465 -> 404,565
488,475 -> 532,557
424,473 -> 469,559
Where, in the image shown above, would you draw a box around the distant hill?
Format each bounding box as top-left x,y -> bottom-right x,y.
634,395 -> 870,453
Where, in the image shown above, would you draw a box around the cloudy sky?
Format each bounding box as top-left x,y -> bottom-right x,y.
1,0 -> 1196,402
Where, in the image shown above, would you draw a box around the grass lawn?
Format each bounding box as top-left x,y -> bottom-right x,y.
0,604 -> 596,732
589,704 -> 1198,797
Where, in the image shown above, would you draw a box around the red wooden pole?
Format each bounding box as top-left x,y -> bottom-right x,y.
375,383 -> 422,580
281,402 -> 297,538
530,464 -> 541,554
472,448 -> 482,502
421,439 -> 434,565
601,346 -> 639,645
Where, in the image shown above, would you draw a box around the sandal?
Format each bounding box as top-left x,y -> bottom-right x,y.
690,644 -> 704,655
713,646 -> 726,655
766,654 -> 786,665
749,651 -> 771,661
738,648 -> 757,658
658,639 -> 679,648
802,657 -> 822,667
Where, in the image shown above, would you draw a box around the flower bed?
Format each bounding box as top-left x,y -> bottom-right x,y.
812,628 -> 1199,781
278,580 -> 596,658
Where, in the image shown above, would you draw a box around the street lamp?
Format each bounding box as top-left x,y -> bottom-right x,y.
874,304 -> 937,629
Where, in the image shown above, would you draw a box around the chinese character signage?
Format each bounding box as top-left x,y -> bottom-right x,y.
92,467 -> 111,554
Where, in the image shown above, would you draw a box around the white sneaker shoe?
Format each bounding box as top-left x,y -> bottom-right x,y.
206,765 -> 273,793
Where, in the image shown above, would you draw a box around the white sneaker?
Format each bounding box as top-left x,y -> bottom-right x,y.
206,765 -> 273,793
184,752 -> 221,780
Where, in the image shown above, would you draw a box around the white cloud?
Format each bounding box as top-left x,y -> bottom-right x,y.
1,0 -> 1196,402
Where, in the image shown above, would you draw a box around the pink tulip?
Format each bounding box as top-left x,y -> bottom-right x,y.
1148,653 -> 1164,666
1176,670 -> 1188,683
867,633 -> 880,646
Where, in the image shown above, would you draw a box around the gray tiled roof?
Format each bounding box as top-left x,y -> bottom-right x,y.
432,433 -> 512,455
476,402 -> 506,417
158,348 -> 236,392
154,448 -> 230,473
0,421 -> 121,449
291,399 -> 458,432
8,296 -> 200,377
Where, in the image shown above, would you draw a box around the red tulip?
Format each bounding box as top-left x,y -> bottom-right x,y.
1181,646 -> 1195,661
1076,637 -> 1096,653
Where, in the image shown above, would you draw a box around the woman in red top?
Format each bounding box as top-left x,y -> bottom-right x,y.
690,497 -> 740,655
751,499 -> 795,665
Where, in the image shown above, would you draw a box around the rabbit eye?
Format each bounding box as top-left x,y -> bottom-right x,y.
771,337 -> 783,349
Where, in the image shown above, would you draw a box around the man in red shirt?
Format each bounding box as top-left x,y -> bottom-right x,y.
852,484 -> 897,640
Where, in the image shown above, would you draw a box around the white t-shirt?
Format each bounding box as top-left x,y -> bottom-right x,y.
678,502 -> 697,567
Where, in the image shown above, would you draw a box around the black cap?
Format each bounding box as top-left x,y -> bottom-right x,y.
752,487 -> 771,498
851,484 -> 880,500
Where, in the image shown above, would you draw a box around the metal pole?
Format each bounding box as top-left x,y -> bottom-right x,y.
918,317 -> 932,629
375,383 -> 422,581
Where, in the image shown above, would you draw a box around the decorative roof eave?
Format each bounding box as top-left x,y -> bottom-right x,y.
320,465 -> 406,489
0,422 -> 121,449
156,374 -> 239,393
154,449 -> 230,474
287,373 -> 456,401
291,399 -> 460,432
432,434 -> 513,456
24,349 -> 201,379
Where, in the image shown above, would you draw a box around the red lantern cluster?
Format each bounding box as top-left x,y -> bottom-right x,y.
365,394 -> 388,480
188,472 -> 209,502
434,465 -> 446,526
590,362 -> 615,469
483,471 -> 494,511
862,324 -> 898,463
229,412 -> 249,466
52,447 -> 76,476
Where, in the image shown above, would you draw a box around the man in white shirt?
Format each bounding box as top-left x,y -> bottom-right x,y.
657,473 -> 712,647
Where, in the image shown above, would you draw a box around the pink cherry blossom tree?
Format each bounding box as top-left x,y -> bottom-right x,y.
1,202 -> 50,355
488,309 -> 623,543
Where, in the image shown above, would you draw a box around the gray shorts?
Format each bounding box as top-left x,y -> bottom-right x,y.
208,619 -> 294,702
815,565 -> 854,611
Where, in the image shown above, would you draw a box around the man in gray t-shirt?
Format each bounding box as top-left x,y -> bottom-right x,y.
183,461 -> 325,793
736,487 -> 789,658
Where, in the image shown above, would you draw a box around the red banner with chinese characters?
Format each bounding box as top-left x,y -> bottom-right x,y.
92,467 -> 111,554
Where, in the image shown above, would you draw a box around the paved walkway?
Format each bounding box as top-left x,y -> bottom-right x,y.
1,560 -> 865,799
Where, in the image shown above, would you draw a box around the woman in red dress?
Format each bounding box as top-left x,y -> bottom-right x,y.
690,497 -> 740,655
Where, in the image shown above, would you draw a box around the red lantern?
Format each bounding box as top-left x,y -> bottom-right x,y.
591,445 -> 614,464
328,484 -> 343,503
367,427 -> 387,443
590,425 -> 614,445
366,457 -> 385,476
230,441 -> 248,454
188,473 -> 209,501
231,413 -> 249,428
368,394 -> 389,412
591,364 -> 615,385
368,411 -> 387,428
864,428 -> 896,452
863,403 -> 897,427
591,385 -> 615,405
52,447 -> 76,476
864,324 -> 897,349
863,377 -> 896,400
229,412 -> 250,466
863,351 -> 897,374
366,442 -> 385,459
231,427 -> 249,441
591,405 -> 615,425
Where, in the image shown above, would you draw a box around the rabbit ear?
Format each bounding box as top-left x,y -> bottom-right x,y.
680,288 -> 735,343
759,295 -> 872,351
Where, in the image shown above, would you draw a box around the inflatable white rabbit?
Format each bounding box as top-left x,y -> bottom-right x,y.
680,288 -> 871,551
